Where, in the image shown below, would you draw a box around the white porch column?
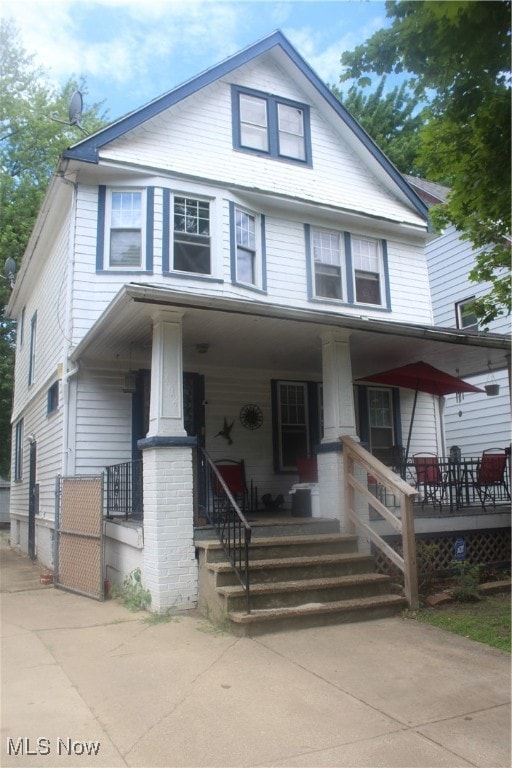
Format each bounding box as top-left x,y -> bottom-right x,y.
139,310 -> 198,613
318,330 -> 358,531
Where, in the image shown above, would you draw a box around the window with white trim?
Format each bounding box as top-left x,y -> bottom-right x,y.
108,190 -> 143,268
352,236 -> 384,305
233,87 -> 311,165
456,298 -> 479,330
173,196 -> 211,274
312,229 -> 343,299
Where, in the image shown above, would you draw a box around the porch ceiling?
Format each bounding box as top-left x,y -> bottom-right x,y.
71,284 -> 510,380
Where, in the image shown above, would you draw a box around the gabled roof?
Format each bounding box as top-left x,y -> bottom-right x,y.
63,30 -> 428,221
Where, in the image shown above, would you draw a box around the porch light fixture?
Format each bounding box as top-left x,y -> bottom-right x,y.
123,372 -> 137,393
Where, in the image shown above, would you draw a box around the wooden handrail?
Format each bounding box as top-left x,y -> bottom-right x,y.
341,435 -> 419,609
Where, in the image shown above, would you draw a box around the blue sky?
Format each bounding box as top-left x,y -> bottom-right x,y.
3,0 -> 389,121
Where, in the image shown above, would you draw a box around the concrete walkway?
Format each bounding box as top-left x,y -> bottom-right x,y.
1,532 -> 510,768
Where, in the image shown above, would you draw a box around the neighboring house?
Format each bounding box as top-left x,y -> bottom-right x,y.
406,176 -> 511,456
7,32 -> 509,612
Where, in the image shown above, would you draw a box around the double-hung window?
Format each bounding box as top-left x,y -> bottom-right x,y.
235,208 -> 256,283
109,190 -> 143,267
271,380 -> 322,472
352,237 -> 383,305
173,196 -> 211,274
233,86 -> 311,165
230,203 -> 266,290
312,229 -> 343,300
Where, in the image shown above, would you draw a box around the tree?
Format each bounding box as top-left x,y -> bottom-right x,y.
0,19 -> 107,478
340,0 -> 511,326
332,75 -> 424,175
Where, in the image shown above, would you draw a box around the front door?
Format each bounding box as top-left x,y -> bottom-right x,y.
28,440 -> 37,560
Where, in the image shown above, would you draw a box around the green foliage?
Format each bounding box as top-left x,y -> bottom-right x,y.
332,76 -> 424,175
416,541 -> 440,594
339,1 -> 511,325
451,560 -> 481,603
414,594 -> 511,652
111,568 -> 152,612
0,19 -> 108,476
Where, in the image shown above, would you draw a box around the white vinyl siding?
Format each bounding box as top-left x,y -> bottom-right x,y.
102,60 -> 425,229
427,224 -> 510,454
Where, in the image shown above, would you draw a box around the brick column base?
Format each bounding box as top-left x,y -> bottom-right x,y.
139,439 -> 198,613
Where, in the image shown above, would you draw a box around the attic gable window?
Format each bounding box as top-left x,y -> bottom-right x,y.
232,86 -> 311,165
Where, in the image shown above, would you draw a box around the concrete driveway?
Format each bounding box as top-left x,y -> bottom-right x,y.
1,533 -> 510,767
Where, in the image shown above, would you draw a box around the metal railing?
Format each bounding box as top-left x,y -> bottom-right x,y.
104,459 -> 143,520
342,435 -> 419,609
200,449 -> 252,613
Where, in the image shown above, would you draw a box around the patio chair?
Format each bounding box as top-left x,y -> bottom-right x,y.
296,456 -> 318,483
412,453 -> 449,510
213,459 -> 249,514
472,449 -> 511,511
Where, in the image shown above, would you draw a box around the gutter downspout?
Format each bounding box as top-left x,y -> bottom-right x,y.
59,170 -> 79,477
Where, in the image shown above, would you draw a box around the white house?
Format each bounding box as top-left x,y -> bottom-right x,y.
406,175 -> 511,456
7,32 -> 509,620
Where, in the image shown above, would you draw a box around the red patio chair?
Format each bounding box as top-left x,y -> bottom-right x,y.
213,459 -> 249,513
473,449 -> 511,511
296,457 -> 318,483
412,453 -> 448,510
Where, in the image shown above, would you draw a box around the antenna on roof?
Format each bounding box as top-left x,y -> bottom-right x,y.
51,90 -> 89,135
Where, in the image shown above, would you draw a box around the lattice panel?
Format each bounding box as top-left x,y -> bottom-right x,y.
56,476 -> 104,600
374,529 -> 511,584
61,477 -> 103,535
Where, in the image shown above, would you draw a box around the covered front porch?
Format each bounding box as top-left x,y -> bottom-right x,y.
69,284 -> 509,613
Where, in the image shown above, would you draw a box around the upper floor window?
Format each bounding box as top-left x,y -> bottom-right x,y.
309,229 -> 389,309
19,307 -> 25,348
233,86 -> 311,165
313,229 -> 343,300
456,298 -> 479,330
28,312 -> 37,385
97,186 -> 153,272
173,197 -> 211,274
352,237 -> 383,305
47,381 -> 59,415
229,203 -> 266,290
109,190 -> 142,267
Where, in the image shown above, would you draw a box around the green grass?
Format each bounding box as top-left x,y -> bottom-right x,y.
413,593 -> 511,652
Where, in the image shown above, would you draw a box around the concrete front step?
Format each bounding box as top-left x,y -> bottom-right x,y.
217,572 -> 393,611
228,594 -> 407,637
194,516 -> 340,542
197,533 -> 359,563
208,551 -> 376,586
